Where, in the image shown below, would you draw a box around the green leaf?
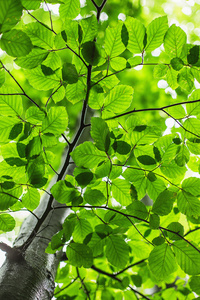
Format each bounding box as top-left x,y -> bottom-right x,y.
66,81 -> 85,104
127,201 -> 148,220
84,189 -> 106,206
148,243 -> 177,280
25,22 -> 54,50
164,24 -> 187,57
171,57 -> 184,71
177,191 -> 200,218
173,240 -> 200,275
0,185 -> 22,210
0,87 -> 23,116
160,161 -> 187,179
149,213 -> 160,229
22,187 -> 40,211
79,15 -> 98,44
71,142 -> 107,169
153,64 -> 168,78
104,22 -> 125,58
103,85 -> 133,114
177,67 -> 194,92
62,21 -> 79,52
186,89 -> 200,116
43,52 -> 62,71
51,230 -> 64,250
67,242 -> 93,268
126,17 -> 145,54
0,214 -> 15,232
166,105 -> 186,119
167,222 -> 184,240
112,178 -> 131,206
106,235 -> 129,268
24,66 -> 60,90
184,118 -> 200,139
0,0 -> 23,33
15,48 -> 48,69
42,106 -> 68,136
62,216 -> 76,241
166,67 -> 178,89
73,219 -> 93,243
123,168 -> 146,200
81,41 -> 101,66
91,117 -> 110,152
110,57 -> 127,71
187,45 -> 200,65
62,62 -> 78,84
25,106 -> 45,125
146,174 -> 166,201
52,86 -> 65,104
59,0 -> 80,20
189,276 -> 200,295
127,56 -> 142,68
74,168 -> 93,188
182,177 -> 200,197
152,190 -> 176,216
137,155 -> 156,165
0,30 -> 32,57
0,69 -> 5,87
175,144 -> 190,167
21,0 -> 41,10
0,116 -> 19,142
51,180 -> 80,204
27,156 -> 45,185
88,232 -> 105,256
145,16 -> 168,52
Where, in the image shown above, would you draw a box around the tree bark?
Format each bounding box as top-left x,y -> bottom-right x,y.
0,197 -> 67,300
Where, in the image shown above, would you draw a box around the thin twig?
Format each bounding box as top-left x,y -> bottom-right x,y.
115,259 -> 147,275
0,62 -> 40,108
44,0 -> 54,32
54,205 -> 200,254
45,85 -> 62,107
90,0 -> 98,9
76,268 -> 91,300
105,98 -> 200,121
26,10 -> 56,35
61,134 -> 71,145
91,265 -> 150,300
54,276 -> 79,296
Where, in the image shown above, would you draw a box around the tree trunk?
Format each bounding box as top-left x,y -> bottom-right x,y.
0,124 -> 91,299
0,197 -> 67,300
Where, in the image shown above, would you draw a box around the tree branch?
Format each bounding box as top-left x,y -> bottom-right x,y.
0,62 -> 40,108
54,205 -> 200,254
115,259 -> 147,276
91,265 -> 150,300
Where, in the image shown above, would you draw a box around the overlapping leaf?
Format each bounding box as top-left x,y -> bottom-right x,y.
173,240 -> 200,275
149,243 -> 177,280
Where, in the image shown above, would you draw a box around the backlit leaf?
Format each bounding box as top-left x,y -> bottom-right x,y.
173,240 -> 200,275
145,16 -> 168,52
0,214 -> 15,232
0,0 -> 23,33
149,243 -> 177,280
67,242 -> 93,268
126,17 -> 145,54
106,235 -> 129,268
164,24 -> 187,57
104,22 -> 126,58
42,106 -> 68,136
0,30 -> 32,57
71,142 -> 107,169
